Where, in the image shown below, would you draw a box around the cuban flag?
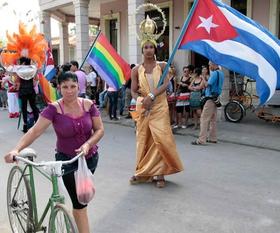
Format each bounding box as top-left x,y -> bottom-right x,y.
44,44 -> 56,81
179,0 -> 280,105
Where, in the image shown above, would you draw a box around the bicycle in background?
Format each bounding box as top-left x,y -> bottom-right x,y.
224,74 -> 280,123
229,74 -> 256,110
224,73 -> 257,123
7,148 -> 83,233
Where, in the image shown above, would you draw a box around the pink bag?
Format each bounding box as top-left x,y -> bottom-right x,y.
74,156 -> 95,205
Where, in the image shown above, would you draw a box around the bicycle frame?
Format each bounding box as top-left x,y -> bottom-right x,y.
12,150 -> 82,232
20,163 -> 65,232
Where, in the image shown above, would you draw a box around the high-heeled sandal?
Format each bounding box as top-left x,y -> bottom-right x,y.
129,176 -> 152,184
155,179 -> 166,188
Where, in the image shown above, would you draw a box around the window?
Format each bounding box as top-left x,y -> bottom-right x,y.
109,19 -> 118,50
231,0 -> 247,15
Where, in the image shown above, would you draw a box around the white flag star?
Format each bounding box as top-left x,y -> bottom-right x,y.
197,15 -> 219,34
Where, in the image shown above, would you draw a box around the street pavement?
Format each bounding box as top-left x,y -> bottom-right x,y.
0,109 -> 280,233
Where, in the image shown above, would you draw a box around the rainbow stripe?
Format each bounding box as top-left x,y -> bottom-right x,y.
86,33 -> 131,89
38,73 -> 59,103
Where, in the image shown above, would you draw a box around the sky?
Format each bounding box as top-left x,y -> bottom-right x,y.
0,0 -> 40,37
0,0 -> 59,45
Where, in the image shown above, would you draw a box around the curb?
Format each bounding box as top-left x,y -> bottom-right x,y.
103,118 -> 280,152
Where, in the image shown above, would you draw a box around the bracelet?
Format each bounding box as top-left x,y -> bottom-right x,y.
148,92 -> 155,101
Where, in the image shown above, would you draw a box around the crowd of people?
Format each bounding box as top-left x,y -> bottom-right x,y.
159,62 -> 224,136
0,57 -> 224,141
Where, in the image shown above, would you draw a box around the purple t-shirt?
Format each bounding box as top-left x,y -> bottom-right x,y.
41,103 -> 100,158
75,70 -> 87,94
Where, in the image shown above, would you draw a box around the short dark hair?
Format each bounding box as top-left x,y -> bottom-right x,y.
61,63 -> 71,72
58,71 -> 78,85
19,57 -> 31,65
187,65 -> 194,72
70,60 -> 79,68
194,67 -> 202,76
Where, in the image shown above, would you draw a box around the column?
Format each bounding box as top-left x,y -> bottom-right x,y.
59,22 -> 70,65
39,11 -> 51,42
73,0 -> 90,65
219,69 -> 230,121
219,0 -> 231,121
128,0 -> 145,65
269,0 -> 279,36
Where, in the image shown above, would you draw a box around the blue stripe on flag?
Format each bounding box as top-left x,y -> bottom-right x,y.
232,28 -> 280,86
45,68 -> 56,81
215,0 -> 280,44
180,40 -> 270,104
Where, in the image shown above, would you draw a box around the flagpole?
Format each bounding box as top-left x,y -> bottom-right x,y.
157,0 -> 199,87
80,30 -> 102,69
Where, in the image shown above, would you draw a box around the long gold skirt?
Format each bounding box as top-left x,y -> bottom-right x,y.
134,99 -> 184,178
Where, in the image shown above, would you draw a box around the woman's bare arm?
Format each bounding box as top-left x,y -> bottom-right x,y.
131,66 -> 140,100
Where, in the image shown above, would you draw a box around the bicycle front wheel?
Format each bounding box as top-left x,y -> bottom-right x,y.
224,101 -> 245,123
7,166 -> 33,233
48,203 -> 78,233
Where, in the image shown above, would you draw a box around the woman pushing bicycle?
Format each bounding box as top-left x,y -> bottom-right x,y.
4,71 -> 104,233
2,23 -> 104,233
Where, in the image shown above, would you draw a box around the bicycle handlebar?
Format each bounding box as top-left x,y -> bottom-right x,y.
14,151 -> 84,167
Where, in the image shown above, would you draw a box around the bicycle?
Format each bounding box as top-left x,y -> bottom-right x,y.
225,74 -> 258,122
229,73 -> 256,110
7,148 -> 83,233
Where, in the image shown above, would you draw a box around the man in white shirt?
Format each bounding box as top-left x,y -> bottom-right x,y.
86,65 -> 98,101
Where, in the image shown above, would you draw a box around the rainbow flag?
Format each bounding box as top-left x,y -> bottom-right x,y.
86,32 -> 131,89
38,73 -> 59,103
38,42 -> 59,103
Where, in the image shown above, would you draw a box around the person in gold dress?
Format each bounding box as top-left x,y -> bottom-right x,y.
130,36 -> 183,188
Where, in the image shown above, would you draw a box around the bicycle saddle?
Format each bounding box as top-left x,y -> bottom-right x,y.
19,148 -> 37,161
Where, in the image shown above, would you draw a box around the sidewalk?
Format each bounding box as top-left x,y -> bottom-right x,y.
101,109 -> 280,152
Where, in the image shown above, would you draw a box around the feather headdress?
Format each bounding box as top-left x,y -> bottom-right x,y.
1,22 -> 47,69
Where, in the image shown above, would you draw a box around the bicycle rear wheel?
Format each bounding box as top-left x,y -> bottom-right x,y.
48,203 -> 78,233
7,166 -> 33,233
224,101 -> 245,123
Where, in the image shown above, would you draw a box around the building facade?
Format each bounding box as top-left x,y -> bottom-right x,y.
39,0 -> 280,68
38,0 -> 279,106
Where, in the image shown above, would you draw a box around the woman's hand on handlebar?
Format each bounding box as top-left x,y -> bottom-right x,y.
75,142 -> 90,157
4,150 -> 19,163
